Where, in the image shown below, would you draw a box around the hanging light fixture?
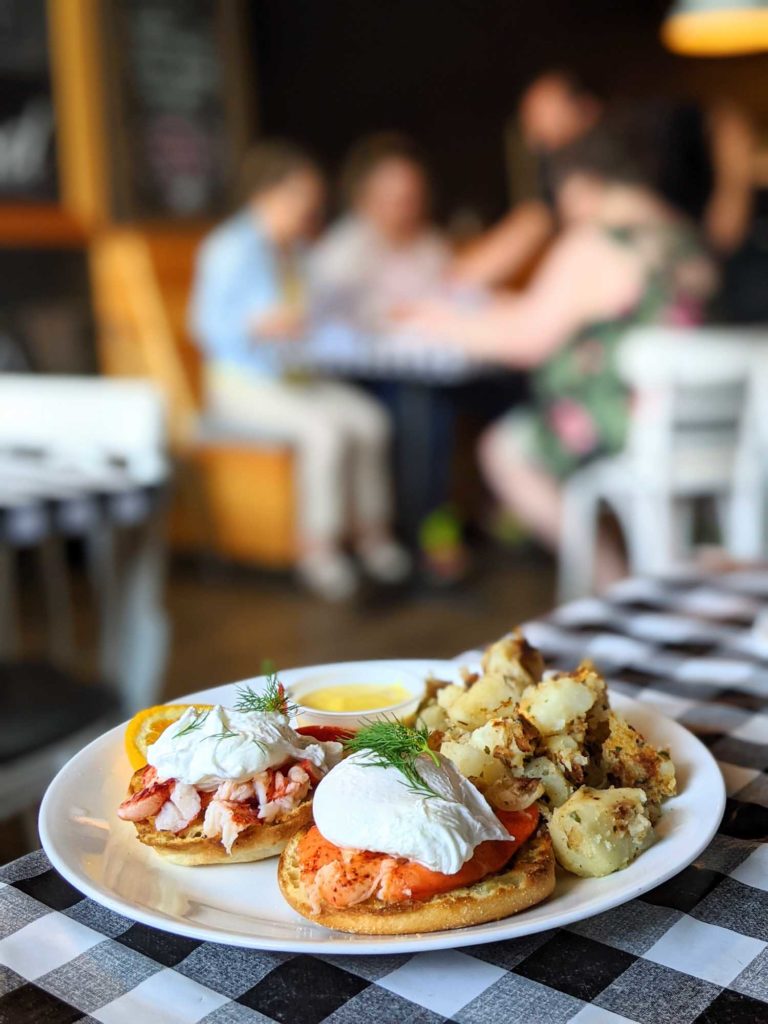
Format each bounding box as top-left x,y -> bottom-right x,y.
662,0 -> 768,55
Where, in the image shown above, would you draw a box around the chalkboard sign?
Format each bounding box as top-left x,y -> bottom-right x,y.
103,0 -> 250,220
0,0 -> 57,202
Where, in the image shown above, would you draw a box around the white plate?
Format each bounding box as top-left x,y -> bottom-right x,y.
39,659 -> 725,955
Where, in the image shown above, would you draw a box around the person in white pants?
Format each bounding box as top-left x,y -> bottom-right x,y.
190,140 -> 409,600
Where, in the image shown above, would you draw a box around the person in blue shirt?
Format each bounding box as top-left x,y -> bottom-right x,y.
190,140 -> 409,600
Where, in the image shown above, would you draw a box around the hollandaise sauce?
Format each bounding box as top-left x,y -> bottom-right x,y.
299,682 -> 411,713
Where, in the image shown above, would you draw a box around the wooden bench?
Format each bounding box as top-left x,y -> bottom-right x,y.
89,227 -> 296,567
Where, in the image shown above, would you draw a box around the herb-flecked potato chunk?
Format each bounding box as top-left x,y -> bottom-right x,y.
601,712 -> 676,817
519,666 -> 604,737
549,786 -> 652,877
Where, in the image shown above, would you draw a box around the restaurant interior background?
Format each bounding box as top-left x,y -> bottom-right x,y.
2,0 -> 768,859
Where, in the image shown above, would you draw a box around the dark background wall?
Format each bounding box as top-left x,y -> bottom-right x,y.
0,0 -> 57,202
249,0 -> 767,224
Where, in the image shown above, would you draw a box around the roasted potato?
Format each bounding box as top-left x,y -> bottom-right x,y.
541,733 -> 589,783
601,712 -> 676,818
444,672 -> 525,728
468,717 -> 534,772
481,775 -> 545,812
424,634 -> 676,882
481,632 -> 545,688
440,737 -> 506,785
436,684 -> 465,712
519,665 -> 603,737
418,701 -> 449,731
522,756 -> 574,808
549,786 -> 652,877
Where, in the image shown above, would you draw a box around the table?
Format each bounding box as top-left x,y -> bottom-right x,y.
277,324 -> 490,383
269,327 -> 521,542
2,570 -> 767,1023
0,448 -> 169,714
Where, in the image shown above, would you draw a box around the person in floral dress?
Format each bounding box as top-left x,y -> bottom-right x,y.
402,128 -> 716,586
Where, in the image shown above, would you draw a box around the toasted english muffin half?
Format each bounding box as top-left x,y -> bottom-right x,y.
277,827 -> 555,934
126,768 -> 314,866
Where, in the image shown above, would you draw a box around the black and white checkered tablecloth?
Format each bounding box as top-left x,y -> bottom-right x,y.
2,571 -> 767,1024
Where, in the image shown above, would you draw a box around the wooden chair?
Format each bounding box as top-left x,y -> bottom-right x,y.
89,227 -> 296,567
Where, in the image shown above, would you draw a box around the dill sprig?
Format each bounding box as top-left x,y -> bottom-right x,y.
207,725 -> 267,754
344,718 -> 442,799
174,711 -> 237,742
206,728 -> 238,741
234,663 -> 297,718
175,708 -> 211,736
170,709 -> 265,752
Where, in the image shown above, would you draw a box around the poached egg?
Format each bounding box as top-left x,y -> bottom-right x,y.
312,750 -> 509,874
147,706 -> 339,789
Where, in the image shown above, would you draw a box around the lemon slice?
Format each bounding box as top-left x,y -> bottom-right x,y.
124,703 -> 213,770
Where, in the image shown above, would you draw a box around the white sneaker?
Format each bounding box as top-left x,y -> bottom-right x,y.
298,551 -> 359,601
357,539 -> 412,584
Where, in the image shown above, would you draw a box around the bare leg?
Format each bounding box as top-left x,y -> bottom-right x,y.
206,370 -> 358,600
312,382 -> 410,583
478,422 -> 626,591
478,425 -> 562,548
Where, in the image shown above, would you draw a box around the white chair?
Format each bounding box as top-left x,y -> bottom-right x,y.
558,327 -> 768,601
0,375 -> 170,827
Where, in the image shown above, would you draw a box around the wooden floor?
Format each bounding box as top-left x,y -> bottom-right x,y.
161,549 -> 555,699
2,545 -> 555,863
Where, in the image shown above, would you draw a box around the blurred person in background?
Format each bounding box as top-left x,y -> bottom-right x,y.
403,128 -> 716,587
310,133 -> 450,330
190,139 -> 409,601
312,133 -> 471,582
454,71 -> 754,304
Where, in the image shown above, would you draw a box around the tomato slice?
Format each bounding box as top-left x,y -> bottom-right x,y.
296,724 -> 354,743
